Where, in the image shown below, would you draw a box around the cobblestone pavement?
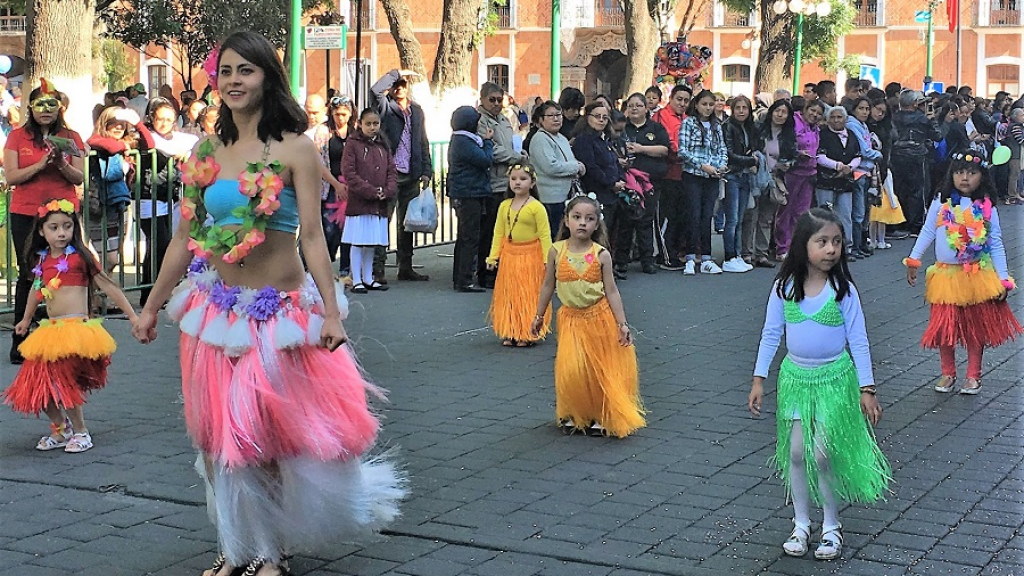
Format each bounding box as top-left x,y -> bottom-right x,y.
1,207 -> 1022,576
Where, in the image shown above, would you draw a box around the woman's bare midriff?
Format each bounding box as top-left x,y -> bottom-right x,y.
208,229 -> 307,290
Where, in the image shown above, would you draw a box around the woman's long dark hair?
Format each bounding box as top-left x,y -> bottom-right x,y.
24,86 -> 68,148
758,99 -> 795,139
24,208 -> 102,281
935,150 -> 998,202
726,94 -> 756,138
216,31 -> 308,145
557,195 -> 609,247
326,96 -> 355,134
774,208 -> 852,303
685,90 -> 720,146
844,96 -> 872,122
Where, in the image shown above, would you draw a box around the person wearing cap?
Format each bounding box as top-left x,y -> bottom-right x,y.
370,69 -> 432,282
890,89 -> 942,235
127,82 -> 149,118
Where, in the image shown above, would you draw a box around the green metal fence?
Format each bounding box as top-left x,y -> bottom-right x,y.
0,141 -> 456,315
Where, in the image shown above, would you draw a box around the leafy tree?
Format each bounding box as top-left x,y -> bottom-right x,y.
101,0 -> 330,90
722,0 -> 855,92
101,38 -> 134,92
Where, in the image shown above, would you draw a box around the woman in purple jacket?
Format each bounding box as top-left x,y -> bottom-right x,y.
775,100 -> 825,260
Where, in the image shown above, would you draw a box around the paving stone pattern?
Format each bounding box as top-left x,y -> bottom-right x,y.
0,207 -> 1021,576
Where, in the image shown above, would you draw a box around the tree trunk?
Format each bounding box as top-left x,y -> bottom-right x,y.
379,0 -> 428,78
26,0 -> 96,136
755,0 -> 792,94
431,0 -> 478,94
622,0 -> 660,96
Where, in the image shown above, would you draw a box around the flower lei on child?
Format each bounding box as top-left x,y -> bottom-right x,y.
32,199 -> 77,300
178,139 -> 285,264
937,192 -> 992,273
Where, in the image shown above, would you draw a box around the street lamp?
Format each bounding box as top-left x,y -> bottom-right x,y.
773,0 -> 831,94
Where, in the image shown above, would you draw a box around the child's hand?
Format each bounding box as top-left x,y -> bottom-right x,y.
748,377 -> 764,417
618,323 -> 633,346
529,315 -> 543,338
131,310 -> 158,344
861,392 -> 883,425
486,261 -> 497,271
14,319 -> 30,336
906,266 -> 918,287
320,316 -> 349,351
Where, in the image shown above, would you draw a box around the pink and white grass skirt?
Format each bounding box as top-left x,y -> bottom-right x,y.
167,258 -> 406,565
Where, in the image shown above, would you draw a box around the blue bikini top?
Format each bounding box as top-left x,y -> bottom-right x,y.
203,179 -> 300,233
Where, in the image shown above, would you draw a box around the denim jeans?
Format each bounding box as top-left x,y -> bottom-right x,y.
850,176 -> 867,251
681,172 -> 719,259
814,188 -> 853,247
723,172 -> 753,260
543,202 -> 565,240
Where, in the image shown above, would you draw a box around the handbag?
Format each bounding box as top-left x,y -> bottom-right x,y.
768,172 -> 788,205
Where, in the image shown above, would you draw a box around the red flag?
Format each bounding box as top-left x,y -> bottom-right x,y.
947,0 -> 959,33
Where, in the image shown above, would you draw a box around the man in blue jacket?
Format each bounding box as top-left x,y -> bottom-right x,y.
370,69 -> 433,282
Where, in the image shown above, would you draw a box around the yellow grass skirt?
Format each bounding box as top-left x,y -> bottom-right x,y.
925,262 -> 1005,306
870,188 -> 905,225
554,298 -> 644,437
489,239 -> 551,341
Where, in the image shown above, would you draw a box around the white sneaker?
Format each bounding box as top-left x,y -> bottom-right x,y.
683,260 -> 696,275
722,257 -> 750,273
700,260 -> 723,274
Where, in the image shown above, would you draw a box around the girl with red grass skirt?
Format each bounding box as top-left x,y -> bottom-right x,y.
905,151 -> 1022,395
4,200 -> 138,453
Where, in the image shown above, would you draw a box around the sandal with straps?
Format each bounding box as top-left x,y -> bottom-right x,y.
36,418 -> 73,451
934,375 -> 956,393
782,525 -> 810,557
814,526 -> 843,561
242,557 -> 292,576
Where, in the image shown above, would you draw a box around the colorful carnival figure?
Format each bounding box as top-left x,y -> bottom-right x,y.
3,200 -> 137,454
904,150 -> 1022,395
486,163 -> 552,347
749,208 -> 890,562
531,193 -> 644,437
130,31 -> 405,576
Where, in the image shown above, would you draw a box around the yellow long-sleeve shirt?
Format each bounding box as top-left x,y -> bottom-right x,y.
487,197 -> 552,264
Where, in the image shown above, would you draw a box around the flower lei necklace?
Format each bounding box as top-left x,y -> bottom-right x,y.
32,246 -> 75,300
937,193 -> 992,272
179,139 -> 285,264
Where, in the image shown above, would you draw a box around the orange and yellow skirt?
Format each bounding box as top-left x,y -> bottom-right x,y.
489,239 -> 550,342
922,263 -> 1022,348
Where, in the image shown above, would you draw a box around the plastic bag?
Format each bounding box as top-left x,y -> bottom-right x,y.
404,187 -> 438,233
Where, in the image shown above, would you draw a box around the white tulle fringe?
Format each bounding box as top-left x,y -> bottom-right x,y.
196,452 -> 406,565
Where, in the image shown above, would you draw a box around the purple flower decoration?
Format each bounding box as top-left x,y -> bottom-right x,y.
31,264 -> 43,276
246,286 -> 280,321
55,258 -> 69,273
188,258 -> 209,275
209,282 -> 241,311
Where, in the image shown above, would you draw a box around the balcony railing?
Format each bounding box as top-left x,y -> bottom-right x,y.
594,0 -> 624,26
493,3 -> 512,28
989,8 -> 1021,25
0,15 -> 25,35
707,7 -> 752,27
853,0 -> 881,26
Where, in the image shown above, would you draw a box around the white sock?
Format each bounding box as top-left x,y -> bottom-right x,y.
360,246 -> 375,285
788,423 -> 812,532
350,246 -> 365,285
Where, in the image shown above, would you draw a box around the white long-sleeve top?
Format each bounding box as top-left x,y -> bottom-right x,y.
908,196 -> 1010,281
754,282 -> 875,387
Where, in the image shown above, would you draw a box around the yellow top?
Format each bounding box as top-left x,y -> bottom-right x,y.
487,197 -> 552,264
554,240 -> 606,309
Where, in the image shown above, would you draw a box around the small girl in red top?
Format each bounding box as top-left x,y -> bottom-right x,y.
3,200 -> 138,453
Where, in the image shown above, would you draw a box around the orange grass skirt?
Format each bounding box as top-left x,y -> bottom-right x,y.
922,263 -> 1022,348
489,239 -> 551,341
554,298 -> 644,438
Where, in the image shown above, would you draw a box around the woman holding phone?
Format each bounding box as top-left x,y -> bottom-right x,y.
773,99 -> 824,261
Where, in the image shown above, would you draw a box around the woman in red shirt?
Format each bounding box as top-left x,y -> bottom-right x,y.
2,78 -> 85,363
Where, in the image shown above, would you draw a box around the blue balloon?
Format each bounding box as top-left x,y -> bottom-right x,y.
0,55 -> 11,74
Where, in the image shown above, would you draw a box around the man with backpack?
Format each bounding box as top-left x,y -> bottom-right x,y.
889,90 -> 941,235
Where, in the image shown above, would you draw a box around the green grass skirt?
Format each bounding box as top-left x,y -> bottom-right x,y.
772,352 -> 892,505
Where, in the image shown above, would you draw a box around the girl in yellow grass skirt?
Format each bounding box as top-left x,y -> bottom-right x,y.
904,151 -> 1021,395
531,194 -> 644,437
3,200 -> 137,453
869,168 -> 904,249
487,164 -> 552,347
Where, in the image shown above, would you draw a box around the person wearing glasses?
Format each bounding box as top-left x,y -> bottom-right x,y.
571,102 -> 626,244
528,100 -> 586,235
370,69 -> 433,282
2,78 -> 85,363
477,82 -> 528,289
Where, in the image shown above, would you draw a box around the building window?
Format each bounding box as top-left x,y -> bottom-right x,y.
853,0 -> 879,26
493,0 -> 512,28
722,64 -> 751,83
988,64 -> 1019,95
989,0 -> 1020,25
487,64 -> 509,91
147,65 -> 168,95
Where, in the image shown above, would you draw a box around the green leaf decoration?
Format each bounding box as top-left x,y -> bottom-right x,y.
197,139 -> 215,157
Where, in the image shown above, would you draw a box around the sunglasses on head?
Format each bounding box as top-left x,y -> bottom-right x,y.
31,98 -> 61,112
329,96 -> 352,107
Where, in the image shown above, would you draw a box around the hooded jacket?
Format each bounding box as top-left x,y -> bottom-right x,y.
446,106 -> 494,199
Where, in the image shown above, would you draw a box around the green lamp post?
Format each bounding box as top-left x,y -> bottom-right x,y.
772,0 -> 832,95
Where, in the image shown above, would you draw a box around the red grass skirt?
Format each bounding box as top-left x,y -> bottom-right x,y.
167,261 -> 383,468
922,263 -> 1022,348
489,239 -> 551,341
3,317 -> 114,415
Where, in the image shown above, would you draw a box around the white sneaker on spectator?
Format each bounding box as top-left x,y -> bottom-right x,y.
683,260 -> 696,275
700,260 -> 723,274
722,257 -> 750,273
